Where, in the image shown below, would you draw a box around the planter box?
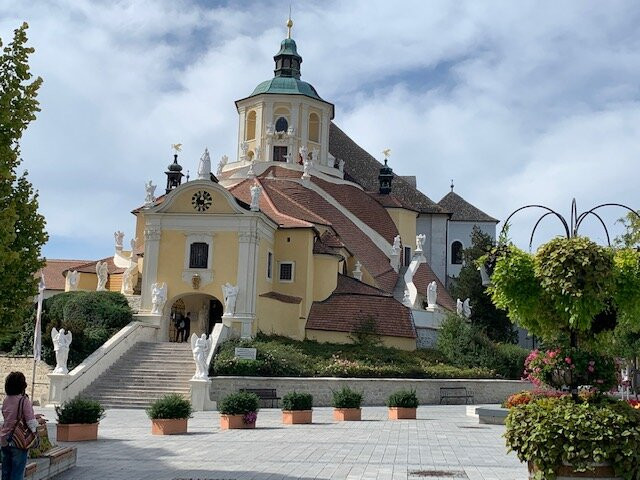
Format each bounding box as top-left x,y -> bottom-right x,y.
56,423 -> 99,442
282,410 -> 312,424
333,408 -> 361,421
220,414 -> 256,429
528,461 -> 622,479
151,418 -> 188,435
388,407 -> 417,420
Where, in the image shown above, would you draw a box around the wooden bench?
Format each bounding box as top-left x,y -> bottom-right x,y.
240,388 -> 280,408
439,386 -> 474,405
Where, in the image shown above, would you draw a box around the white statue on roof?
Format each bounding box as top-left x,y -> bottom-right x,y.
190,333 -> 212,380
66,270 -> 79,291
299,145 -> 308,162
114,231 -> 124,248
217,154 -> 228,175
426,281 -> 437,309
287,126 -> 295,136
222,283 -> 239,317
284,151 -> 293,163
144,181 -> 156,207
302,159 -> 312,180
121,260 -> 138,296
402,288 -> 412,308
338,159 -> 345,173
51,328 -> 72,374
250,183 -> 262,211
96,261 -> 108,291
463,298 -> 472,319
240,141 -> 249,160
416,234 -> 426,253
311,147 -> 319,165
197,148 -> 211,180
391,235 -> 401,255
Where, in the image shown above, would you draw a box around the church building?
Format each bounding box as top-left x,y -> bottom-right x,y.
58,20 -> 497,351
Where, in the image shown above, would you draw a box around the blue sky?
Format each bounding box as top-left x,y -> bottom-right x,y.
2,0 -> 639,260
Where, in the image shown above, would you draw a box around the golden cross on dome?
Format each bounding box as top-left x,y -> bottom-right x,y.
286,6 -> 293,39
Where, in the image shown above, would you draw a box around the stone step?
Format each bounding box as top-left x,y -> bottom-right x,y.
88,385 -> 191,392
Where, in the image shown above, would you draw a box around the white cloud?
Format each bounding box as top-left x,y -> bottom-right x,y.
1,0 -> 639,258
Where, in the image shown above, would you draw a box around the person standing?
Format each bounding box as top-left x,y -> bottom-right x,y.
183,312 -> 192,342
1,371 -> 38,480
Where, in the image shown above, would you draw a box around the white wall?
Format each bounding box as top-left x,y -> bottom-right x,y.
417,214 -> 448,284
446,221 -> 496,279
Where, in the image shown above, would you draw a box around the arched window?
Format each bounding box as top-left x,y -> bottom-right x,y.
275,116 -> 288,133
246,110 -> 256,140
308,112 -> 320,142
451,241 -> 463,265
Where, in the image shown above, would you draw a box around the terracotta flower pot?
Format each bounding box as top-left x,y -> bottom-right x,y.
282,410 -> 312,424
528,461 -> 621,479
56,423 -> 99,442
388,407 -> 417,420
220,414 -> 256,429
151,418 -> 188,435
333,408 -> 361,421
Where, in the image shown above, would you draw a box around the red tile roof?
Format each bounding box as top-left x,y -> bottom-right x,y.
307,275 -> 415,338
312,177 -> 400,243
70,257 -> 125,275
39,259 -> 92,290
412,263 -> 457,311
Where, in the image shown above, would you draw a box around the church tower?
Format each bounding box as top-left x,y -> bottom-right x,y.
233,17 -> 335,172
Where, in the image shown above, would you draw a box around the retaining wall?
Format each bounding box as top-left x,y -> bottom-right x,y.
0,356 -> 52,405
209,376 -> 532,407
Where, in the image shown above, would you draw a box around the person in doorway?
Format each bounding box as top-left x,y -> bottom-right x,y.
1,371 -> 38,480
183,312 -> 192,342
177,315 -> 186,343
173,313 -> 182,343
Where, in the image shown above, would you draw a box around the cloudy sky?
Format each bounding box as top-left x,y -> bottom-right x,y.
3,0 -> 639,260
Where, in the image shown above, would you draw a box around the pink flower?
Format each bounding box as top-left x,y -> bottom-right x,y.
565,357 -> 572,365
588,366 -> 595,373
548,351 -> 557,359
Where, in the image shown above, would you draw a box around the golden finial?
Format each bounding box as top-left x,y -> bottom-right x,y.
286,6 -> 293,39
382,148 -> 391,160
171,143 -> 182,153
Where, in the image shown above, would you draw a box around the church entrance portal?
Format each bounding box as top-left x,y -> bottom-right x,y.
168,294 -> 223,343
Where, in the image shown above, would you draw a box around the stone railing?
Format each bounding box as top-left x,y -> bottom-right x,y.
47,321 -> 159,405
208,376 -> 532,409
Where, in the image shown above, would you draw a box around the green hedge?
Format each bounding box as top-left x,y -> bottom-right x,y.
211,334 -> 497,379
55,397 -> 105,425
332,387 -> 362,409
387,389 -> 419,408
218,392 -> 260,415
146,394 -> 193,420
282,391 -> 313,411
12,291 -> 133,369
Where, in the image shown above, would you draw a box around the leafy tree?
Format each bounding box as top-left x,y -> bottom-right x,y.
615,210 -> 640,249
450,227 -> 516,342
0,23 -> 47,337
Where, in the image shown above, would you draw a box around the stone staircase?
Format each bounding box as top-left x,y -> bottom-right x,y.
83,342 -> 193,409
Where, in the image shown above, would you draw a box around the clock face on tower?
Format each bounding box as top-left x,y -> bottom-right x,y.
191,190 -> 212,212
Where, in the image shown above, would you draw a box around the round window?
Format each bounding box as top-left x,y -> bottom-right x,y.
275,116 -> 288,133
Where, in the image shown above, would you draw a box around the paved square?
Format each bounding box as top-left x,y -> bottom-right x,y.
36,406 -> 528,480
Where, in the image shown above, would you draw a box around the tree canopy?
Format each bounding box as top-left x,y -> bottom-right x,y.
0,23 -> 47,333
615,210 -> 640,249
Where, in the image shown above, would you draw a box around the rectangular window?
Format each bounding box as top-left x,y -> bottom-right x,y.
267,252 -> 273,280
189,242 -> 209,269
403,246 -> 412,267
279,262 -> 294,282
273,146 -> 288,162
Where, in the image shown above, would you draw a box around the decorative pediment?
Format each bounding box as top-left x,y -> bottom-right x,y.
150,180 -> 248,215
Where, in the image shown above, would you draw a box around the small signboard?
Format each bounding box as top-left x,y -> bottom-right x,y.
234,347 -> 257,360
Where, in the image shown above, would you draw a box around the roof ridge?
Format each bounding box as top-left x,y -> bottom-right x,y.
262,179 -> 332,226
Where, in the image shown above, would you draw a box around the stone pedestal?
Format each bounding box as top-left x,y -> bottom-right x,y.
190,378 -> 215,412
222,314 -> 253,339
47,373 -> 69,406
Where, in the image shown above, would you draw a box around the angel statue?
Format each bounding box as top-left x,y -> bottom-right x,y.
114,231 -> 125,248
144,181 -> 156,207
190,333 -> 212,380
216,155 -> 228,175
463,298 -> 472,319
426,281 -> 437,308
96,261 -> 108,291
150,282 -> 167,315
391,235 -> 401,256
222,283 -> 239,317
456,298 -> 464,317
121,261 -> 138,296
416,234 -> 426,253
250,183 -> 262,211
51,328 -> 72,374
66,270 -> 79,291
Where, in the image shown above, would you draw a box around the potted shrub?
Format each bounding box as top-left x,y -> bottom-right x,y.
281,391 -> 313,424
55,397 -> 105,442
332,386 -> 363,421
218,391 -> 259,429
506,396 -> 640,479
387,389 -> 418,419
146,394 -> 193,435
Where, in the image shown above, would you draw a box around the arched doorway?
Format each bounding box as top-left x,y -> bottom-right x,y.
166,294 -> 223,343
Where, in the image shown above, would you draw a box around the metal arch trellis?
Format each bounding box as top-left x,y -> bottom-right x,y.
500,198 -> 640,250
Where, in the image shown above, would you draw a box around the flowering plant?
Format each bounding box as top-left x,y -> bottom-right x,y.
242,411 -> 257,425
523,347 -> 616,392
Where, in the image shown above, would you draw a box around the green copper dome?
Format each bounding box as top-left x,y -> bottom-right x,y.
250,76 -> 322,101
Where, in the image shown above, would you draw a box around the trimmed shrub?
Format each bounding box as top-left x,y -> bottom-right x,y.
218,392 -> 260,415
282,391 -> 313,411
331,387 -> 363,409
146,394 -> 193,420
55,397 -> 105,425
387,389 -> 419,408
